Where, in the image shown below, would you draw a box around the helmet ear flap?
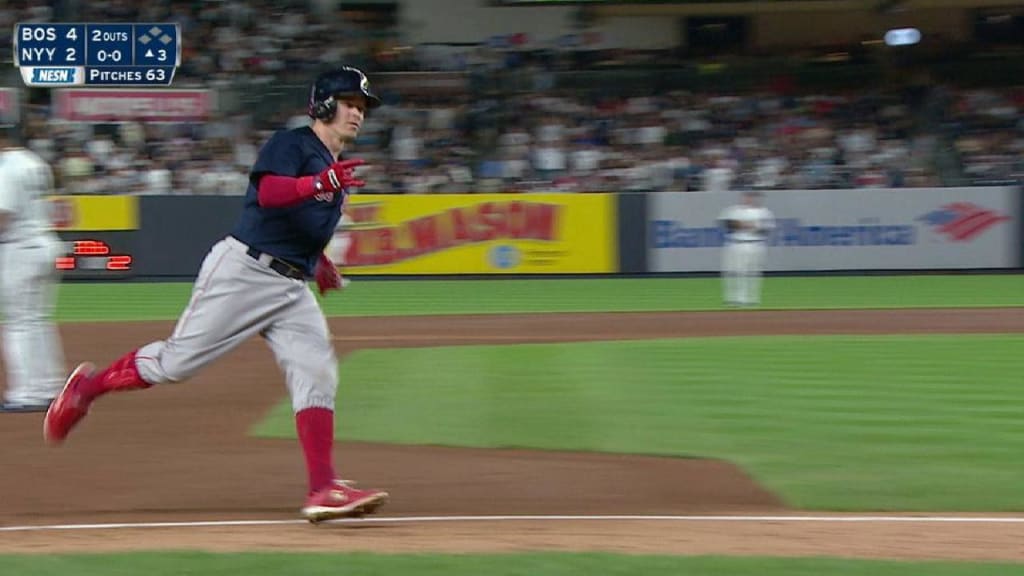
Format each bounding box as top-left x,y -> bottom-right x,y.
311,95 -> 337,121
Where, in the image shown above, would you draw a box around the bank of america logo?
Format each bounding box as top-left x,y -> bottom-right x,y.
917,202 -> 1010,241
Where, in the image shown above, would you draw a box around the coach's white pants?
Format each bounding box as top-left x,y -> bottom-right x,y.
721,241 -> 766,306
0,235 -> 66,404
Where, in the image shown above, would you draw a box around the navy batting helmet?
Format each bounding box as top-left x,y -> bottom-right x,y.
308,66 -> 381,120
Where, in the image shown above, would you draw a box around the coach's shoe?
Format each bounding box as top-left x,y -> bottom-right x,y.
43,362 -> 96,445
302,479 -> 389,523
0,401 -> 52,413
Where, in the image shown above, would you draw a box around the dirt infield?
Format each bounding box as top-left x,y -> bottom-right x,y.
2,309 -> 1024,561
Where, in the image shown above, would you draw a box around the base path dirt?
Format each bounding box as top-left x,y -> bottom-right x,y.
1,309 -> 1023,561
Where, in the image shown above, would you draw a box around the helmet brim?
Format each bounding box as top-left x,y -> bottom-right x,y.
334,91 -> 382,110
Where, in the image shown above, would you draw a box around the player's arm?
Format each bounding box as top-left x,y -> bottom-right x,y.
719,212 -> 739,232
256,159 -> 365,208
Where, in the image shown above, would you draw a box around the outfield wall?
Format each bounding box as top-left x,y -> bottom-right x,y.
52,187 -> 1022,280
338,194 -> 617,275
648,187 -> 1021,273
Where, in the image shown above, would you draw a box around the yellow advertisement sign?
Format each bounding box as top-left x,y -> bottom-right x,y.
341,194 -> 616,274
50,195 -> 139,231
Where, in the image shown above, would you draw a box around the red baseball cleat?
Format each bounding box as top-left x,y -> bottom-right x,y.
301,480 -> 389,523
44,362 -> 96,445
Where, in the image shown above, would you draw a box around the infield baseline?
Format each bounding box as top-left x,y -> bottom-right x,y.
3,514 -> 1024,533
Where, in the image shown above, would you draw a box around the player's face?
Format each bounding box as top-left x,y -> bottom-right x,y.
331,95 -> 368,143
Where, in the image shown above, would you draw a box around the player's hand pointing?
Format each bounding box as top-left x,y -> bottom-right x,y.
314,158 -> 366,193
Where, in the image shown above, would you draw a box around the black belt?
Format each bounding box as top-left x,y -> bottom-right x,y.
241,244 -> 306,280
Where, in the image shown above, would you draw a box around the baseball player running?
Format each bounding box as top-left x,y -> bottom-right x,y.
45,67 -> 388,522
719,190 -> 775,307
0,127 -> 67,412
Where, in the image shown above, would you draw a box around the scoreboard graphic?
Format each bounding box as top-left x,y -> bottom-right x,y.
14,23 -> 181,87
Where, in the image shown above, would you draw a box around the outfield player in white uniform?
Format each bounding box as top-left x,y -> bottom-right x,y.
0,130 -> 66,412
719,190 -> 775,307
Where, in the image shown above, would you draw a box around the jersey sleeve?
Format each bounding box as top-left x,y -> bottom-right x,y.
250,131 -> 305,183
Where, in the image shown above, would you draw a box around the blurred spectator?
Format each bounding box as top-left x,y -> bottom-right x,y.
703,155 -> 736,193
12,0 -> 1023,194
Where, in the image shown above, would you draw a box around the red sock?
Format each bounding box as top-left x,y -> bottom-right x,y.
296,407 -> 337,494
296,403 -> 335,494
78,350 -> 151,403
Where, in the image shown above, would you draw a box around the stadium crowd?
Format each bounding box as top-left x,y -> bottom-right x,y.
2,0 -> 1021,195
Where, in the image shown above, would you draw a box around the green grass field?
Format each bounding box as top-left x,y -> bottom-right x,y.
24,275 -> 1022,571
255,335 -> 1024,511
55,274 -> 1024,322
1,552 -> 1021,576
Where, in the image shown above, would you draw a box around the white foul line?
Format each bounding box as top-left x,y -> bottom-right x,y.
3,514 -> 1024,533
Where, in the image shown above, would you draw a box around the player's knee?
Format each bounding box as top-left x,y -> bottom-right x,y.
135,341 -> 194,384
288,361 -> 338,412
137,358 -> 186,384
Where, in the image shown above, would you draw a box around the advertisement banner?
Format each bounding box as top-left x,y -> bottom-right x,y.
50,195 -> 139,231
335,194 -> 616,274
53,89 -> 215,122
648,187 -> 1020,272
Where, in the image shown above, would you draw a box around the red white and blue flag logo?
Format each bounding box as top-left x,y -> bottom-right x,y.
917,202 -> 1010,242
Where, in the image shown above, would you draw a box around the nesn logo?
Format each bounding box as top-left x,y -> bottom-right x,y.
32,67 -> 76,83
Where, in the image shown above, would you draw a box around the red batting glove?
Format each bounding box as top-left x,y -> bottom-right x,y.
315,253 -> 345,296
313,158 -> 366,193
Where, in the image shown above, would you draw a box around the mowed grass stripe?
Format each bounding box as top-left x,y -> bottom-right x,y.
251,334 -> 1024,511
0,552 -> 1021,576
56,275 -> 1024,322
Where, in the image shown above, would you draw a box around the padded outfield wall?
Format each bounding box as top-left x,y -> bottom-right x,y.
50,187 -> 1022,281
647,187 -> 1021,273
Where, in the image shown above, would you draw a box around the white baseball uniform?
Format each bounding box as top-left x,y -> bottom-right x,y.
0,147 -> 66,406
719,199 -> 775,307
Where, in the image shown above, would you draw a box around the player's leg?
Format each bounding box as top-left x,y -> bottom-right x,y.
736,243 -> 757,305
721,243 -> 740,306
0,242 -> 63,407
45,238 -> 290,442
0,245 -> 36,405
263,289 -> 388,521
109,239 -> 292,384
22,246 -> 66,401
133,244 -> 292,385
747,244 -> 766,305
264,293 -> 338,494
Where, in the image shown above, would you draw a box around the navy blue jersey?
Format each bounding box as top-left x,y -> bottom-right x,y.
231,127 -> 347,276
